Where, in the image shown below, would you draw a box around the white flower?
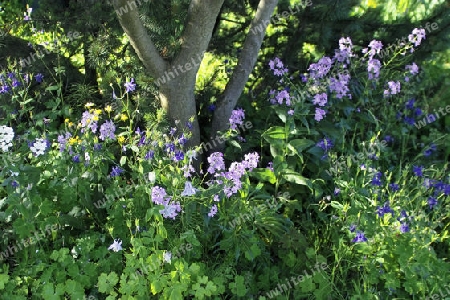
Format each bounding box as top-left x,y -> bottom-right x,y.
0,125 -> 14,152
85,152 -> 90,163
148,171 -> 156,184
181,181 -> 197,197
163,251 -> 172,264
108,239 -> 122,252
30,138 -> 47,156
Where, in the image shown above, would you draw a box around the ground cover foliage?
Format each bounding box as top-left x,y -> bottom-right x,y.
0,0 -> 449,299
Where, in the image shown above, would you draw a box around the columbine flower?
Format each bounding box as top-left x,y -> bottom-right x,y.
352,231 -> 368,243
400,223 -> 410,233
163,251 -> 172,264
0,125 -> 14,152
30,138 -> 48,156
229,108 -> 245,130
412,165 -> 424,177
208,204 -> 218,218
377,201 -> 394,217
389,183 -> 400,192
316,137 -> 333,152
349,224 -> 356,233
99,120 -> 116,140
207,152 -> 225,174
428,196 -> 437,209
35,73 -> 44,83
148,172 -> 156,184
181,181 -> 197,197
173,150 -> 184,162
110,166 -> 124,177
108,239 -> 123,252
371,171 -> 383,186
145,150 -> 155,160
159,201 -> 182,219
124,78 -> 136,93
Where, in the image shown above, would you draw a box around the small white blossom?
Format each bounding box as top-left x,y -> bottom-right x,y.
0,125 -> 14,152
163,251 -> 172,264
108,239 -> 122,252
148,171 -> 156,184
30,138 -> 48,156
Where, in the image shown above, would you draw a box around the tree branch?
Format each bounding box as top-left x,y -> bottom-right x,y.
112,0 -> 167,78
211,0 -> 279,138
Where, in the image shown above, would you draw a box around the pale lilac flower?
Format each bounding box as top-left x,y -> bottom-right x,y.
314,108 -> 326,121
99,120 -> 116,140
208,204 -> 218,217
229,108 -> 245,130
276,90 -> 291,105
213,194 -> 220,202
108,239 -> 123,252
152,186 -> 167,205
339,37 -> 353,54
288,109 -> 294,115
313,93 -> 327,106
329,72 -> 351,99
243,152 -> 259,171
207,152 -> 225,174
159,201 -> 182,219
368,59 -> 381,80
80,111 -> 98,133
367,40 -> 383,58
384,81 -> 401,96
181,181 -> 197,196
408,28 -> 426,47
268,57 -> 288,76
308,57 -> 332,79
405,62 -> 419,75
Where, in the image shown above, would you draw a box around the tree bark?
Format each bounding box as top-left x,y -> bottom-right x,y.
210,0 -> 279,153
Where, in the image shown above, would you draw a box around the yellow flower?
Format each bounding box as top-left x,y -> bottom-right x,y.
64,118 -> 69,123
69,137 -> 80,145
118,136 -> 125,144
93,115 -> 99,121
68,122 -> 74,127
85,102 -> 95,108
105,105 -> 112,113
94,109 -> 102,115
120,114 -> 128,121
368,0 -> 376,8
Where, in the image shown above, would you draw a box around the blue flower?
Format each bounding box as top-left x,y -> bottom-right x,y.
349,224 -> 356,232
124,78 -> 136,93
316,137 -> 334,152
110,166 -> 124,177
400,223 -> 410,233
145,150 -> 154,160
414,108 -> 422,116
423,144 -> 436,157
11,180 -> 19,188
404,116 -> 415,125
405,99 -> 415,109
383,135 -> 394,143
352,231 -> 368,243
371,172 -> 383,186
174,150 -> 184,162
94,143 -> 102,151
377,201 -> 394,217
35,73 -> 44,83
208,104 -> 216,112
72,155 -> 80,163
428,196 -> 437,209
413,165 -> 424,177
389,183 -> 399,191
165,143 -> 175,153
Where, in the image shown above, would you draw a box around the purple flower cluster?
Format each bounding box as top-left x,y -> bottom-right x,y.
229,108 -> 245,130
151,186 -> 182,219
329,72 -> 351,99
80,111 -> 99,133
99,120 -> 116,141
316,137 -> 333,152
57,132 -> 72,152
408,28 -> 426,47
308,57 -> 332,80
384,81 -> 401,97
268,57 -> 288,77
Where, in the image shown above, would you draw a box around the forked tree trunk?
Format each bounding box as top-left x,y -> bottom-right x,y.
111,0 -> 278,158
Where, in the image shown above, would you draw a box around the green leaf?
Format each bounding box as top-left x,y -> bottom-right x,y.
120,156 -> 127,166
250,168 -> 276,184
0,273 -> 9,290
330,201 -> 344,211
98,272 -> 119,293
288,139 -> 315,154
281,170 -> 312,190
229,140 -> 242,149
229,275 -> 247,297
262,126 -> 286,143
